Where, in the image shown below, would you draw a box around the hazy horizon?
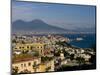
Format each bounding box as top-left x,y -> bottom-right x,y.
12,0 -> 96,32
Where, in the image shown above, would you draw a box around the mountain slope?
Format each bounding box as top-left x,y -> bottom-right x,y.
12,19 -> 69,32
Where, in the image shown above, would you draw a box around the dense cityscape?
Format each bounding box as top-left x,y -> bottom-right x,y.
12,1 -> 96,74
12,32 -> 96,74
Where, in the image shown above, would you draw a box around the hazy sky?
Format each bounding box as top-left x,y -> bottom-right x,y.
12,1 -> 96,30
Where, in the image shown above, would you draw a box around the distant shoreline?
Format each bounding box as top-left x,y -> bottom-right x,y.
11,31 -> 96,35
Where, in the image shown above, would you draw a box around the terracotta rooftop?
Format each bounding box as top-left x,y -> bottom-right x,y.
12,56 -> 39,64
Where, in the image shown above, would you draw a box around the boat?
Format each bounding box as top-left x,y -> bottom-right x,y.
76,37 -> 83,41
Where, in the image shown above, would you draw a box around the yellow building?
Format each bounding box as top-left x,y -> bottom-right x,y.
12,56 -> 54,73
39,60 -> 54,72
13,43 -> 45,56
12,57 -> 41,73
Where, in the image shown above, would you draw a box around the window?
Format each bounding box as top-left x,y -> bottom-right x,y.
28,62 -> 31,66
41,50 -> 43,53
27,46 -> 29,48
30,46 -> 33,50
21,64 -> 23,68
15,48 -> 17,49
34,61 -> 37,65
24,63 -> 26,67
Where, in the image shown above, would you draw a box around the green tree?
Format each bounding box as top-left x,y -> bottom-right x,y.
76,57 -> 85,66
12,39 -> 17,43
34,51 -> 39,56
33,61 -> 38,72
12,66 -> 19,75
70,54 -> 74,61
